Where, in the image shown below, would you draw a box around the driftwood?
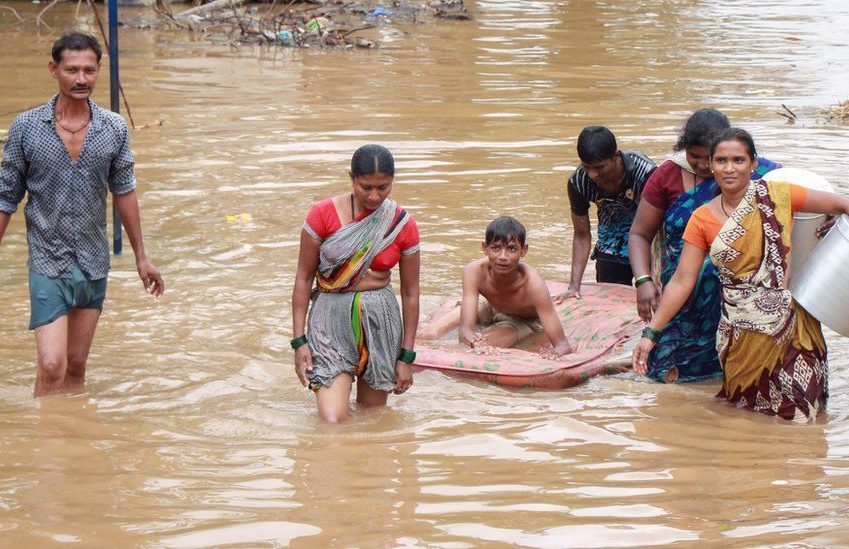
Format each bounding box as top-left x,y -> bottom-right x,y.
175,0 -> 249,19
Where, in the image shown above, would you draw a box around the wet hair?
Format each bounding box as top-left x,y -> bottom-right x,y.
52,32 -> 103,64
709,127 -> 758,160
674,108 -> 730,151
350,144 -> 395,178
485,216 -> 526,247
576,126 -> 618,163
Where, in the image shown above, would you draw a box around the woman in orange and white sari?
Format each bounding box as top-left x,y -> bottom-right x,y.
633,128 -> 849,421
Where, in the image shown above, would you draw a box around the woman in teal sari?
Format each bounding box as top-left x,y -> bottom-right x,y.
628,109 -> 779,383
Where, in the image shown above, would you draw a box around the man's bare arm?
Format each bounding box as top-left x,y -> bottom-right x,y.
114,190 -> 165,296
567,212 -> 592,298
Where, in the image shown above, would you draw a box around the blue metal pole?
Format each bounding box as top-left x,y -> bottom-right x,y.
108,0 -> 123,255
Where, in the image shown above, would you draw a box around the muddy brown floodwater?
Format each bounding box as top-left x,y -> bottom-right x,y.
2,0 -> 849,546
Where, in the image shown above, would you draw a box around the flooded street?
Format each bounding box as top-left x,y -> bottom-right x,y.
2,0 -> 849,546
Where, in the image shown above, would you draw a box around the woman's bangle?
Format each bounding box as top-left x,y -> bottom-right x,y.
634,274 -> 653,287
397,348 -> 417,364
290,334 -> 308,349
641,326 -> 661,342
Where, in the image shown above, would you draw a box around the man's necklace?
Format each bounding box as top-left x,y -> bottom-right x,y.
55,114 -> 91,136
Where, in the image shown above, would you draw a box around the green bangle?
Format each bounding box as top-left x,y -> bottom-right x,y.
397,348 -> 416,364
290,334 -> 308,349
641,326 -> 661,342
634,275 -> 652,287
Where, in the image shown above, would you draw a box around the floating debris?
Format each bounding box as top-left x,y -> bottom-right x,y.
776,103 -> 796,125
123,0 -> 472,49
824,99 -> 849,124
226,213 -> 253,223
431,0 -> 471,20
135,119 -> 164,130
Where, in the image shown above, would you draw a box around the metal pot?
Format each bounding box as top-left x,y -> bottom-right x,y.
789,214 -> 849,337
762,167 -> 833,282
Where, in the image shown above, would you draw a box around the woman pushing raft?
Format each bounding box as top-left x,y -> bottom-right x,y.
628,109 -> 780,384
291,145 -> 420,423
633,128 -> 849,422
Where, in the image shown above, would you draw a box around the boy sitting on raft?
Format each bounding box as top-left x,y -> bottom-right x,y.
419,216 -> 573,358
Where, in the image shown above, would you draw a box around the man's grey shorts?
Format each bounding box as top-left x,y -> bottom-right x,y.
28,263 -> 107,330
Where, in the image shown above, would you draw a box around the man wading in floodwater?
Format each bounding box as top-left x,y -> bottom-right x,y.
0,32 -> 165,397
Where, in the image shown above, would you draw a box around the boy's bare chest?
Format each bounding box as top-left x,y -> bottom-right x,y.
479,282 -> 536,318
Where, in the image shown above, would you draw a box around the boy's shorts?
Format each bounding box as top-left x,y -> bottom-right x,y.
477,300 -> 543,341
28,263 -> 108,330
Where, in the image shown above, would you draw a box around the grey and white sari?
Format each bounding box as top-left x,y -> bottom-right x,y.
305,199 -> 414,391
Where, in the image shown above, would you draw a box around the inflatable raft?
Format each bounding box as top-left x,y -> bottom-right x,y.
414,282 -> 643,390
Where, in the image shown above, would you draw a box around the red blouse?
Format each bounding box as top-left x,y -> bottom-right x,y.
304,198 -> 419,271
641,160 -> 688,211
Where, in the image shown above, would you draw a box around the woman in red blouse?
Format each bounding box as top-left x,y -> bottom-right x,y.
291,145 -> 420,422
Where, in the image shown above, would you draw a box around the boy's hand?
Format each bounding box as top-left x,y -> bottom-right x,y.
467,335 -> 505,356
539,340 -> 573,360
554,285 -> 581,304
538,344 -> 561,360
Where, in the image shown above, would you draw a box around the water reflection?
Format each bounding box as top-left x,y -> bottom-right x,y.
0,397 -> 147,545
285,412 -> 421,546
